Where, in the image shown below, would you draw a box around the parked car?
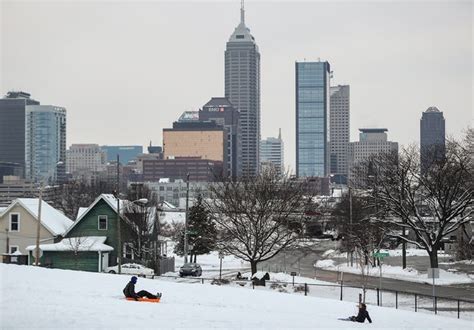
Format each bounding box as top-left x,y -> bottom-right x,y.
179,263 -> 202,277
105,263 -> 154,276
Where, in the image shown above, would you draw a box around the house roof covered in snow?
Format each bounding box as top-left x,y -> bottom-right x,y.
76,207 -> 88,220
0,199 -> 73,236
160,211 -> 185,224
66,194 -> 157,236
26,236 -> 113,252
160,201 -> 177,210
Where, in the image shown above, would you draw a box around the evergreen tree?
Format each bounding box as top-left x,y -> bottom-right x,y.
174,194 -> 217,262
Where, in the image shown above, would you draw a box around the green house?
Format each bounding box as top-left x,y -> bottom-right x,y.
27,194 -> 139,272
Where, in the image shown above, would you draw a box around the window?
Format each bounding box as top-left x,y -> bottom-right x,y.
9,213 -> 20,232
123,243 -> 134,259
9,245 -> 19,254
98,215 -> 108,230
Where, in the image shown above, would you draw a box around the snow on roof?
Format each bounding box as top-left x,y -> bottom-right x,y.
160,211 -> 185,224
101,194 -> 123,212
26,236 -> 113,252
7,199 -> 73,236
76,207 -> 88,220
66,194 -> 156,237
161,201 -> 177,210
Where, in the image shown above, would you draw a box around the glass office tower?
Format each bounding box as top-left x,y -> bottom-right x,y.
25,105 -> 66,183
295,61 -> 330,177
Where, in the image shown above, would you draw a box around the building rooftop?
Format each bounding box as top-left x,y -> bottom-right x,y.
228,1 -> 257,45
359,128 -> 388,133
202,97 -> 235,109
168,121 -> 224,131
178,111 -> 199,122
5,91 -> 31,99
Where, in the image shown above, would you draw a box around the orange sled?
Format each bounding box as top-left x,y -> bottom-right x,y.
126,297 -> 161,303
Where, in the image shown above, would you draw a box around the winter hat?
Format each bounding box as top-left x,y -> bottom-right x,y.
131,276 -> 138,284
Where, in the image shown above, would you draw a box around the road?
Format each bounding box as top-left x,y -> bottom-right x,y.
259,240 -> 474,301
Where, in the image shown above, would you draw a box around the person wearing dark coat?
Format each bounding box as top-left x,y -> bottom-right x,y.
123,276 -> 161,300
350,303 -> 372,323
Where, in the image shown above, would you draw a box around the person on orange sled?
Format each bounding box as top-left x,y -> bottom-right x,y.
123,276 -> 161,300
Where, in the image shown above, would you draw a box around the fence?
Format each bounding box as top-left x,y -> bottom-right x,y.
151,274 -> 474,321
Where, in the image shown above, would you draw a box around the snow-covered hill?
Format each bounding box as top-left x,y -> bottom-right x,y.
1,264 -> 471,329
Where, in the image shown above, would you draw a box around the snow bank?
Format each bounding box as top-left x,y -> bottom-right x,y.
1,264 -> 471,329
315,260 -> 474,285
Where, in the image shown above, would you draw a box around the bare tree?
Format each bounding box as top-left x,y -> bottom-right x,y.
358,140 -> 473,268
64,236 -> 93,270
58,180 -> 115,219
332,193 -> 388,266
205,168 -> 314,275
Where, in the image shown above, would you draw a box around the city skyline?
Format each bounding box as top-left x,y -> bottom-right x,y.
1,1 -> 472,173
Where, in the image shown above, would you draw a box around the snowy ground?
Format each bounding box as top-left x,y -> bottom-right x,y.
315,259 -> 474,285
1,264 -> 472,329
164,240 -> 249,277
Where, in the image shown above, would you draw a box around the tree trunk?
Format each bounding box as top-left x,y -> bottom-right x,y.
250,260 -> 258,275
428,249 -> 439,268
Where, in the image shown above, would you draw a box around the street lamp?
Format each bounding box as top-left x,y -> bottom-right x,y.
349,186 -> 353,267
184,173 -> 190,264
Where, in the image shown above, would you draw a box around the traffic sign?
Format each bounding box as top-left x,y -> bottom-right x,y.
427,268 -> 439,279
373,252 -> 389,258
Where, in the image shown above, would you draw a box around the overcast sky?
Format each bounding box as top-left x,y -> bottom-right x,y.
1,0 -> 472,172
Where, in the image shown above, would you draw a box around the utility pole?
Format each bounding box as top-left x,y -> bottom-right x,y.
5,228 -> 9,255
116,154 -> 122,274
155,206 -> 161,276
401,180 -> 407,269
35,184 -> 43,265
184,173 -> 190,264
349,186 -> 353,267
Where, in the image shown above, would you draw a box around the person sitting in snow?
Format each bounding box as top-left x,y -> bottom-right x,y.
349,303 -> 372,323
123,276 -> 161,301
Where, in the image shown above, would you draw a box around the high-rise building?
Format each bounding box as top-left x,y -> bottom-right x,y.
101,145 -> 143,164
260,129 -> 284,176
330,85 -> 350,184
348,128 -> 398,185
163,121 -> 226,177
25,105 -> 67,184
295,61 -> 331,178
420,107 -> 445,174
142,158 -> 223,183
66,144 -> 107,181
0,91 -> 40,178
200,97 -> 241,178
225,2 -> 260,177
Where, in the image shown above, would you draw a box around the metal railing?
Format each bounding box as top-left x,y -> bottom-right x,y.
146,273 -> 474,320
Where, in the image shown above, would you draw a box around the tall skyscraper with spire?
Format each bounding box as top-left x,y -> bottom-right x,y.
225,1 -> 260,177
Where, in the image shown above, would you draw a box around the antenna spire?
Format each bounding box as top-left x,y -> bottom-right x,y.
240,0 -> 245,24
